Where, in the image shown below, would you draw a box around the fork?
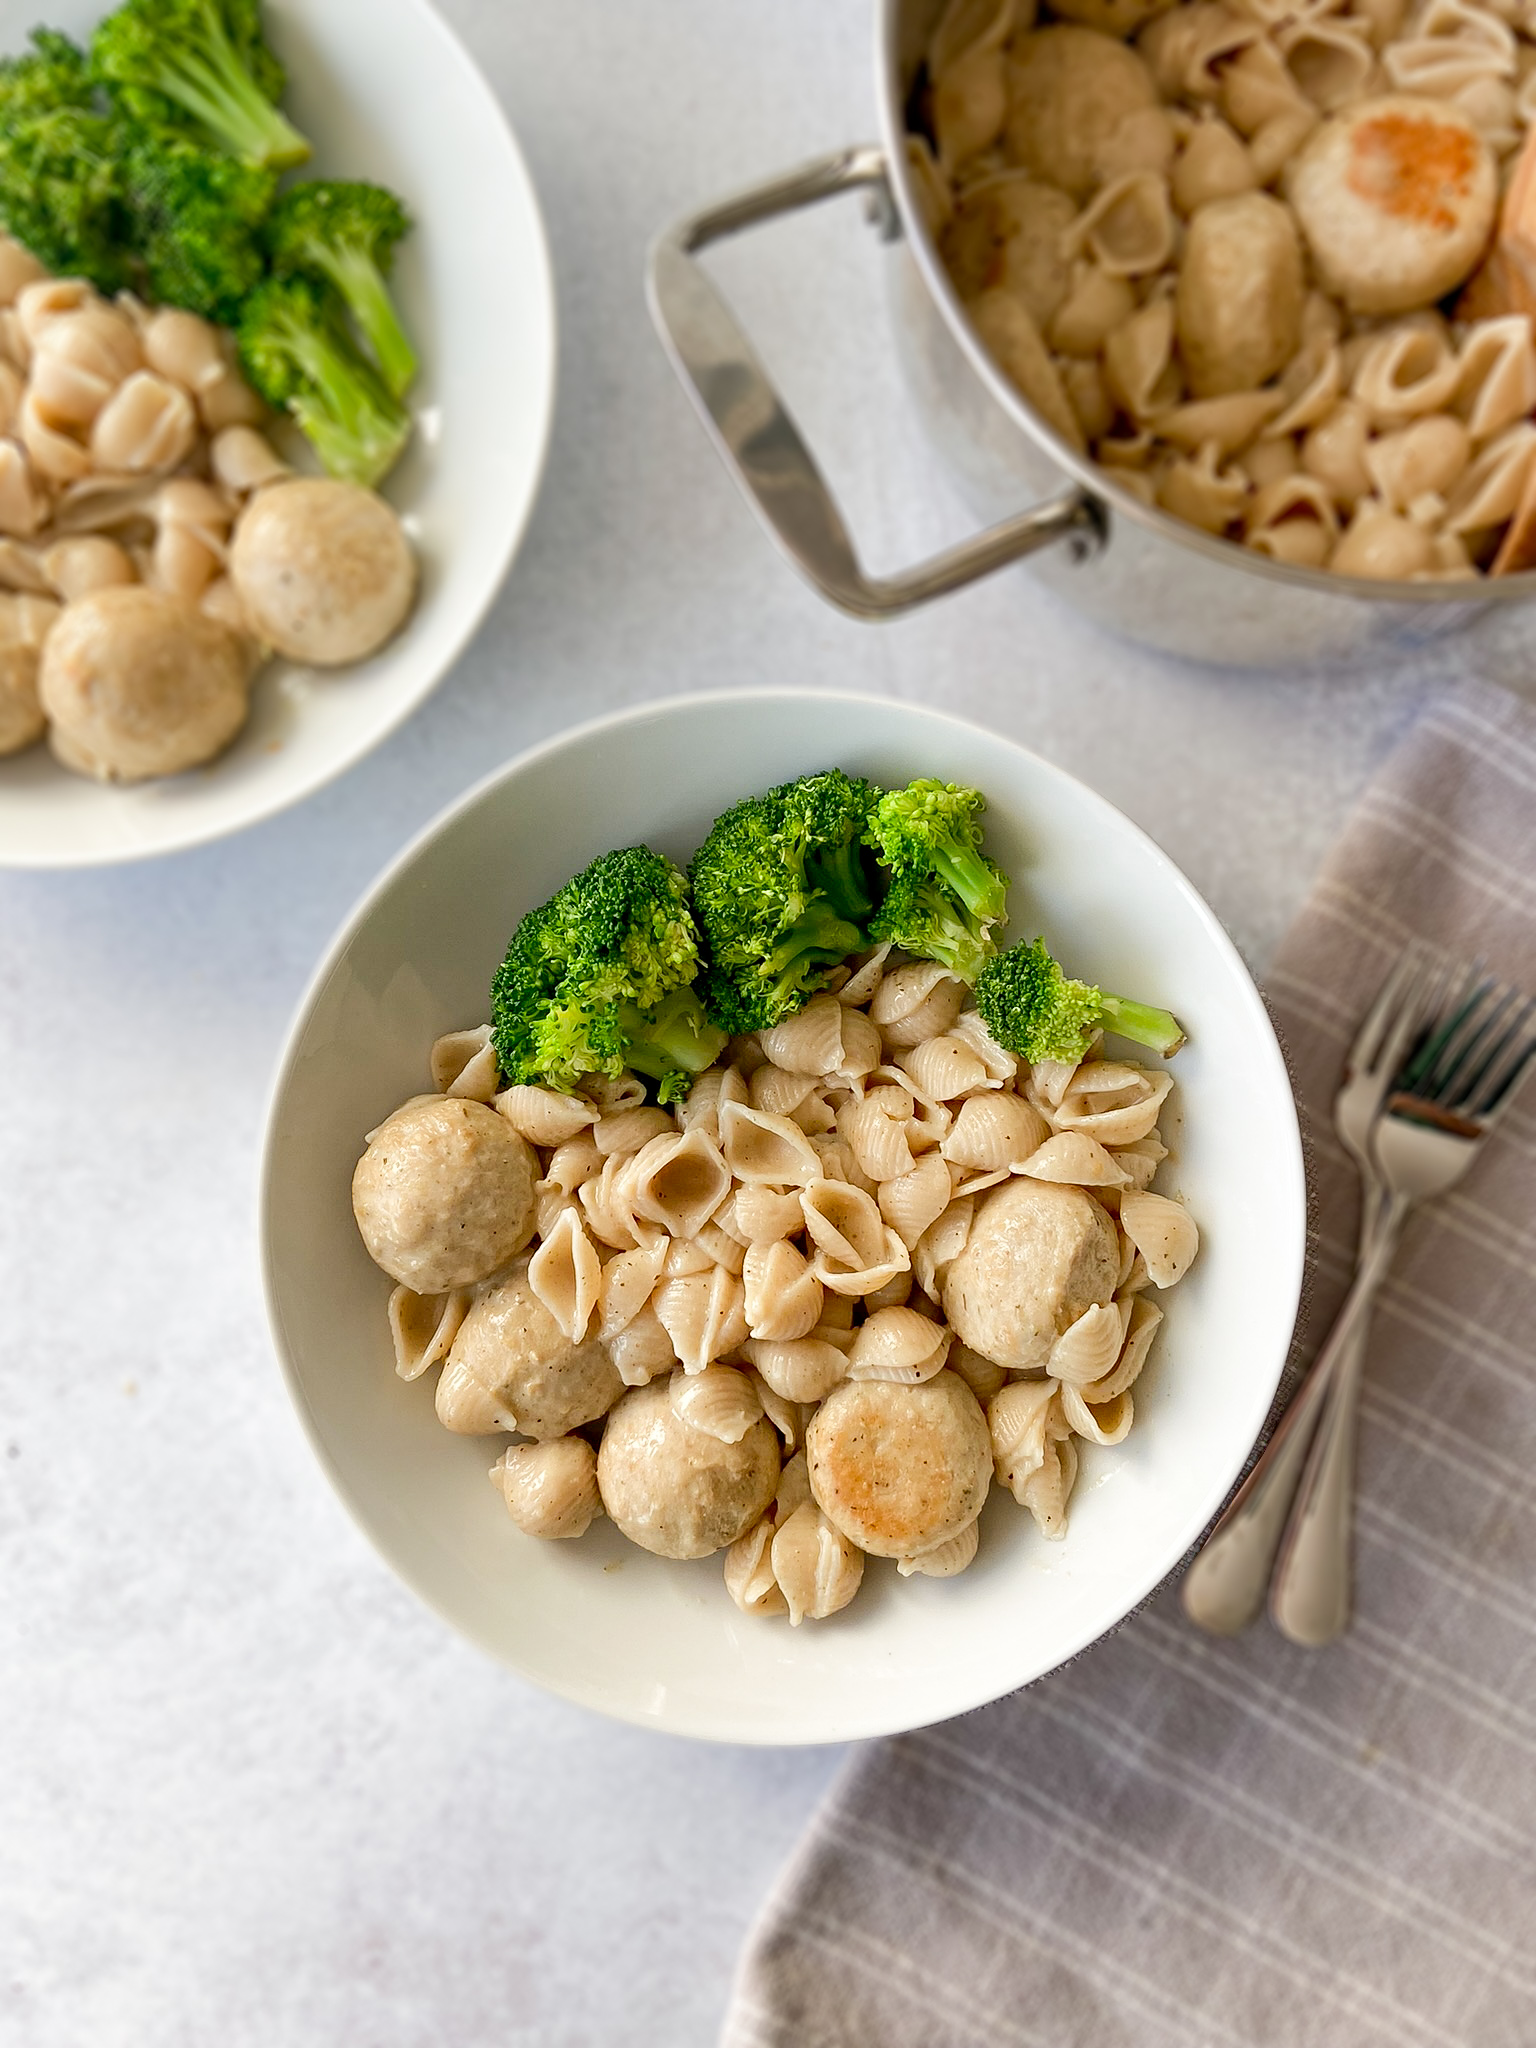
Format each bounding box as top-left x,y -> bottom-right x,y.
1269,971 -> 1536,1645
1180,943 -> 1450,1637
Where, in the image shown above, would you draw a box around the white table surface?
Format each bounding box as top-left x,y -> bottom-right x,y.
4,4 -> 1532,2043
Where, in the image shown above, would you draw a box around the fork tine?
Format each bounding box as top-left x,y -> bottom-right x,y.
1466,999 -> 1536,1119
1347,942 -> 1431,1075
1373,951 -> 1454,1085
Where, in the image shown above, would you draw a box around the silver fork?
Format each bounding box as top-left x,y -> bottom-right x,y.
1181,944 -> 1449,1636
1270,972 -> 1536,1645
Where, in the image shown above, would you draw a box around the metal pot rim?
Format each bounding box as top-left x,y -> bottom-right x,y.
874,0 -> 1536,611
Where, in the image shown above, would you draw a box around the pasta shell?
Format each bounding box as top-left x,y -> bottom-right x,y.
1276,14 -> 1375,110
598,1241 -> 668,1340
879,1150 -> 956,1251
1016,1131 -> 1132,1186
776,1448 -> 814,1521
1444,420 -> 1536,532
1114,1132 -> 1168,1191
675,1064 -> 748,1142
836,945 -> 892,1007
835,1009 -> 883,1079
593,1106 -> 675,1156
1353,323 -> 1462,426
534,1183 -> 576,1241
1028,1055 -> 1084,1111
607,1302 -> 679,1386
628,1126 -> 731,1238
1068,170 -> 1175,278
719,1100 -> 823,1185
1059,1381 -> 1135,1443
770,1502 -> 865,1625
1083,1293 -> 1163,1402
1363,415 -> 1472,514
948,1007 -> 1017,1083
662,1237 -> 714,1277
743,1239 -> 825,1342
694,1222 -> 747,1275
1170,116 -> 1257,216
871,962 -> 967,1046
671,1363 -> 765,1444
1048,1300 -> 1133,1384
948,1341 -> 1008,1402
1455,316 -> 1536,442
1053,1062 -> 1174,1144
1017,1434 -> 1078,1539
579,1072 -> 648,1114
490,1438 -> 602,1540
931,0 -> 1015,79
750,1374 -> 815,1451
430,1024 -> 494,1096
897,1515 -> 981,1577
1159,387 -> 1282,457
579,1153 -> 660,1251
810,1133 -> 881,1198
1119,1189 -> 1200,1286
988,1379 -> 1065,1494
653,1267 -> 749,1374
913,1196 -> 975,1299
723,1516 -> 787,1616
528,1207 -> 602,1344
863,1270 -> 915,1312
750,1063 -> 817,1117
942,1092 -> 1049,1170
899,1034 -> 991,1101
848,1306 -> 951,1382
1118,1249 -> 1153,1296
838,1090 -> 917,1182
729,1184 -> 807,1244
808,1225 -> 912,1301
801,1179 -> 887,1271
741,1336 -> 849,1403
387,1283 -> 470,1382
935,43 -> 1009,171
789,1087 -> 839,1137
759,992 -> 851,1076
495,1083 -> 598,1146
951,1167 -> 1013,1200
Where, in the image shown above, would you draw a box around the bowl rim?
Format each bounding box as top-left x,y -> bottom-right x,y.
260,686 -> 1307,1742
0,0 -> 558,872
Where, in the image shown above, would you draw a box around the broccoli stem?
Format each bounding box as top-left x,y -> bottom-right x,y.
764,903 -> 865,1000
322,241 -> 417,398
1097,994 -> 1187,1058
155,43 -> 309,169
619,992 -> 728,1089
805,839 -> 873,923
931,842 -> 1007,926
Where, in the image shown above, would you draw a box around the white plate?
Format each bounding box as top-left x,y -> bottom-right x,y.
262,691 -> 1306,1745
0,0 -> 555,869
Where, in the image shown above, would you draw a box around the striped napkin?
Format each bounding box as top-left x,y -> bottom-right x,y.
723,679 -> 1536,2048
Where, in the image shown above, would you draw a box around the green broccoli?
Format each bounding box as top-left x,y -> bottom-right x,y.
974,938 -> 1186,1065
267,180 -> 416,398
238,275 -> 410,487
0,31 -> 131,292
865,778 -> 1009,983
90,0 -> 309,171
121,129 -> 275,323
688,769 -> 879,1033
490,847 -> 728,1104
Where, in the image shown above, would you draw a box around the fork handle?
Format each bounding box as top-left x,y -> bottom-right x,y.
1180,1213 -> 1404,1636
1269,1197 -> 1411,1645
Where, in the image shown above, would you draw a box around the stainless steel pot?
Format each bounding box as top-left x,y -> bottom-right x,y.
647,0 -> 1536,666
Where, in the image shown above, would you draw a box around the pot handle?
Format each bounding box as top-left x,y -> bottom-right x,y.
647,144 -> 1103,620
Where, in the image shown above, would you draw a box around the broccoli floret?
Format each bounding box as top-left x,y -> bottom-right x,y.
974,938 -> 1186,1065
238,275 -> 410,486
90,0 -> 309,171
491,847 -> 728,1104
688,769 -> 878,1032
0,32 -> 131,292
121,129 -> 275,323
865,778 -> 1009,983
267,180 -> 416,398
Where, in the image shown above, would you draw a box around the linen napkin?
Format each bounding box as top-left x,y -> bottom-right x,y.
722,679 -> 1536,2048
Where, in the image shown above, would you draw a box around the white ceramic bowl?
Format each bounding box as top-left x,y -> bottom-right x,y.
0,0 -> 555,869
262,691 -> 1305,1744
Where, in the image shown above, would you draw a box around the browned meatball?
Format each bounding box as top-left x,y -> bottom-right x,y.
598,1375 -> 780,1559
437,1265 -> 622,1438
351,1096 -> 536,1292
807,1371 -> 991,1559
943,1179 -> 1118,1370
39,588 -> 251,782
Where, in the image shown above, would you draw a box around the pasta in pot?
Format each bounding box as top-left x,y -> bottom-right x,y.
914,0 -> 1536,577
348,951 -> 1199,1623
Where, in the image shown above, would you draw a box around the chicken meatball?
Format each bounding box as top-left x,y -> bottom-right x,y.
807,1371 -> 991,1559
598,1375 -> 780,1559
0,593 -> 57,755
438,1265 -> 621,1438
943,1179 -> 1119,1370
230,478 -> 416,665
352,1096 -> 536,1293
38,588 -> 251,782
